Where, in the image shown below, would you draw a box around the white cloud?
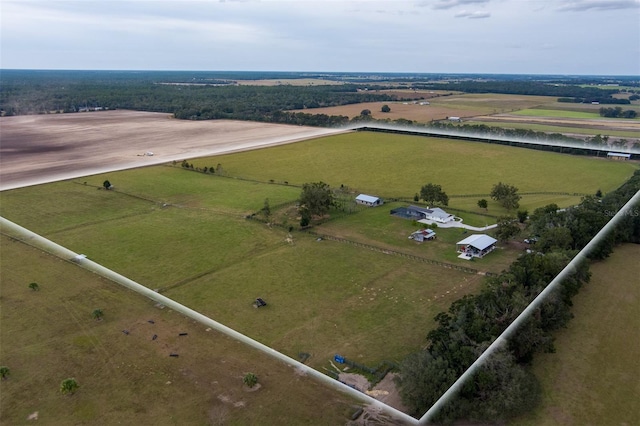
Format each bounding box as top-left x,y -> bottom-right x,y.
429,0 -> 490,10
557,0 -> 640,12
454,10 -> 491,18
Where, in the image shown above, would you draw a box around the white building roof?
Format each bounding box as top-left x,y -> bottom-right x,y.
356,194 -> 380,203
457,234 -> 497,250
427,207 -> 452,220
607,152 -> 631,158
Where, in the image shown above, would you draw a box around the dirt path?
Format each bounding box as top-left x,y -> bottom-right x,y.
0,110 -> 347,190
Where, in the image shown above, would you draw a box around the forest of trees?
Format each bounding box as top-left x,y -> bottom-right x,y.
0,70 -> 395,122
396,170 -> 640,423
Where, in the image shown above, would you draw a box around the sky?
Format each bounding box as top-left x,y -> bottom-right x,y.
1,0 -> 639,75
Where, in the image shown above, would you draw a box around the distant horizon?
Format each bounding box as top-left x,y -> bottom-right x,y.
2,69 -> 638,79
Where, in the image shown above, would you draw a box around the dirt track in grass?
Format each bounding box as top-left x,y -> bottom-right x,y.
0,110 -> 346,190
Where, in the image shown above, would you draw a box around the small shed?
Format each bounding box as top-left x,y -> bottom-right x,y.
356,194 -> 383,207
607,152 -> 631,161
456,234 -> 497,259
409,228 -> 436,242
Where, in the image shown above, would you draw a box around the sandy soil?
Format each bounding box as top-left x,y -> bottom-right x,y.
0,110 -> 347,191
339,371 -> 409,414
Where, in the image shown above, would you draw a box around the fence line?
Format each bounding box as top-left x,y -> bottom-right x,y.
306,231 -> 492,276
0,215 -> 419,426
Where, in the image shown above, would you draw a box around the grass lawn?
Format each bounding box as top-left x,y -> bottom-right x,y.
511,109 -> 603,119
188,132 -> 637,201
429,93 -> 557,112
512,244 -> 640,426
450,194 -> 586,214
164,232 -> 485,368
0,234 -> 358,425
313,201 -> 519,275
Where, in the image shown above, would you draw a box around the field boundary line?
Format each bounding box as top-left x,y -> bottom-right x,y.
306,231 -> 493,276
0,216 -> 418,426
158,241 -> 289,293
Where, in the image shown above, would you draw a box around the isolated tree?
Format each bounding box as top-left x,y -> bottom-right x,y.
243,372 -> 258,388
413,193 -> 420,202
381,104 -> 391,113
261,198 -> 271,221
477,199 -> 488,210
299,182 -> 335,217
360,109 -> 371,116
0,366 -> 10,380
102,180 -> 112,190
299,205 -> 311,227
92,309 -> 104,321
28,282 -> 40,291
490,182 -> 521,210
420,183 -> 449,207
595,189 -> 602,198
495,216 -> 520,242
517,209 -> 528,224
60,378 -> 79,395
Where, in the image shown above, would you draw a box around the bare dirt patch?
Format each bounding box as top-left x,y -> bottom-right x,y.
0,110 -> 346,190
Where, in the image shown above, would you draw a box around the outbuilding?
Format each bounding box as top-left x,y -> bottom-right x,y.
390,205 -> 455,223
607,152 -> 631,161
456,234 -> 497,259
355,194 -> 383,207
409,228 -> 436,242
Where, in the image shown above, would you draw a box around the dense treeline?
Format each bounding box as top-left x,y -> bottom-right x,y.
397,170 -> 640,423
0,71 -> 394,122
599,106 -> 638,118
411,80 -> 620,99
558,96 -> 630,105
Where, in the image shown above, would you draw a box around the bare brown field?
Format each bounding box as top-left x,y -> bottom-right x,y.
289,93 -> 561,123
0,110 -> 345,190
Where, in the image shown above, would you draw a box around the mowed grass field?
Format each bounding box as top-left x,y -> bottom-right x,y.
189,131 -> 637,211
0,234 -> 358,425
512,243 -> 640,426
0,169 -> 483,369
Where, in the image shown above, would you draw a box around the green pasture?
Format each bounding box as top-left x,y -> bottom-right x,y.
190,132 -> 637,199
430,93 -> 557,112
462,120 -> 640,139
512,109 -> 601,119
164,233 -> 484,368
513,244 -> 640,426
0,234 -> 355,425
450,194 -> 585,215
0,172 -> 485,370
